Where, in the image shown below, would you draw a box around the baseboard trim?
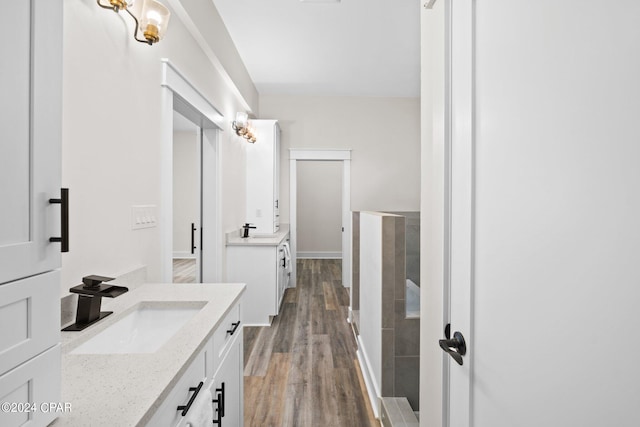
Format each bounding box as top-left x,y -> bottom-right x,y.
296,251 -> 342,259
356,337 -> 380,419
173,251 -> 195,259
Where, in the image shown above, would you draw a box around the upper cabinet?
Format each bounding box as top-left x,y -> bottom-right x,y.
0,0 -> 63,284
0,1 -> 62,426
245,120 -> 280,234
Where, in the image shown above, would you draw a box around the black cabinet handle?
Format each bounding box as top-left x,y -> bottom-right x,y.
191,223 -> 196,254
226,321 -> 240,336
212,382 -> 225,425
49,188 -> 69,252
439,324 -> 466,366
176,381 -> 203,416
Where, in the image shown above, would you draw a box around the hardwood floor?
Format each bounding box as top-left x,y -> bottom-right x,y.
172,258 -> 196,283
244,259 -> 379,427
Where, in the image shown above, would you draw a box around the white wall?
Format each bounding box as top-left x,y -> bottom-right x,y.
259,95 -> 421,223
173,130 -> 199,255
359,212 -> 383,400
61,0 -> 257,294
420,2 -> 445,426
297,161 -> 342,254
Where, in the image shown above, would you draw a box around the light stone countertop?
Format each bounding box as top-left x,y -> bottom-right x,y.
226,223 -> 289,246
53,282 -> 245,427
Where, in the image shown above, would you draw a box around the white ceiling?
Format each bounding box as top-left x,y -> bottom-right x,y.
211,0 -> 421,98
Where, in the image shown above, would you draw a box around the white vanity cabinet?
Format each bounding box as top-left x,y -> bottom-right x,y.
209,326 -> 243,427
146,300 -> 243,427
0,1 -> 63,426
245,120 -> 280,234
226,232 -> 290,326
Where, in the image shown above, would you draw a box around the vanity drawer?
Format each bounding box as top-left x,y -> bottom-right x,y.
211,302 -> 241,370
0,344 -> 60,427
0,271 -> 60,376
145,349 -> 207,427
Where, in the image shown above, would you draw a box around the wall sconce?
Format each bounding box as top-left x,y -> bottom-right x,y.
97,0 -> 171,45
232,112 -> 257,143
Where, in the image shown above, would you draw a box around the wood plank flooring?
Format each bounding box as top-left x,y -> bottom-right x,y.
172,258 -> 196,283
244,259 -> 379,427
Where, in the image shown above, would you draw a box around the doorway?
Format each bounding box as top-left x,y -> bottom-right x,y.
160,60 -> 224,283
289,149 -> 351,289
172,111 -> 201,283
296,161 -> 343,260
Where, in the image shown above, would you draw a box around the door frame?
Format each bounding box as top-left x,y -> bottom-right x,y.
446,0 -> 474,425
289,149 -> 352,289
421,0 -> 475,425
160,59 -> 224,283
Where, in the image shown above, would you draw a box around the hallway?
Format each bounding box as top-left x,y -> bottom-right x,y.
243,259 -> 379,426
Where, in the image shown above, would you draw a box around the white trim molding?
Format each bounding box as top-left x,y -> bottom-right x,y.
296,251 -> 342,259
161,59 -> 225,129
172,252 -> 196,259
357,339 -> 381,418
163,0 -> 254,113
289,149 -> 352,289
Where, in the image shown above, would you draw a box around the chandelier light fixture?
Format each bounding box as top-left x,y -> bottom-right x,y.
96,0 -> 171,45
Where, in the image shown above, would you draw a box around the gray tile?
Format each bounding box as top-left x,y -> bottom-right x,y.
381,217 -> 396,328
394,356 -> 420,411
394,216 -> 406,300
381,328 -> 395,396
394,300 -> 420,356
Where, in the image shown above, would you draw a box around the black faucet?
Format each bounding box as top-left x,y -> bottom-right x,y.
241,223 -> 257,238
62,275 -> 129,331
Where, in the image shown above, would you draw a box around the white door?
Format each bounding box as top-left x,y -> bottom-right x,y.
0,0 -> 63,284
441,1 -> 640,426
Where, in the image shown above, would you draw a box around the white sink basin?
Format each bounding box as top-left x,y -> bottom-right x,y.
70,302 -> 205,354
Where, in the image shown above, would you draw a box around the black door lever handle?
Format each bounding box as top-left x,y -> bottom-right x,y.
439,329 -> 466,366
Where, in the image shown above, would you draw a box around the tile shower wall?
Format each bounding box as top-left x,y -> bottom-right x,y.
356,212 -> 420,411
387,211 -> 420,286
382,214 -> 420,410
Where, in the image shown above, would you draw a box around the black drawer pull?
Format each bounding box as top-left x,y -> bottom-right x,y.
226,321 -> 241,336
49,188 -> 69,252
190,223 -> 196,254
176,381 -> 203,416
212,382 -> 225,425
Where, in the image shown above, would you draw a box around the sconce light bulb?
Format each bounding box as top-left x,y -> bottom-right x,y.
143,24 -> 160,44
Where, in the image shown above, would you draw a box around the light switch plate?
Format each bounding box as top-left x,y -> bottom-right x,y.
132,205 -> 157,230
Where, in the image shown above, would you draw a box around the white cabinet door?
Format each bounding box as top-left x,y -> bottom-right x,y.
212,330 -> 243,427
0,272 -> 60,376
273,124 -> 280,230
0,345 -> 61,427
246,120 -> 280,234
0,0 -> 63,284
226,245 -> 278,325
